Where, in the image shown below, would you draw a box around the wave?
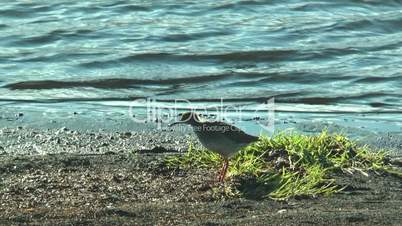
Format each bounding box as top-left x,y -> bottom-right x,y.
0,92 -> 300,104
14,51 -> 105,63
77,45 -> 370,69
326,13 -> 402,34
10,29 -> 96,46
11,34 -> 60,46
2,73 -> 239,90
355,75 -> 402,83
5,71 -> 355,90
1,92 -> 400,113
211,0 -> 274,10
0,8 -> 34,18
275,92 -> 402,105
152,92 -> 301,103
1,88 -> 400,111
0,3 -> 57,18
158,30 -> 231,42
105,4 -> 150,12
78,49 -> 315,68
79,50 -> 298,67
0,96 -> 143,103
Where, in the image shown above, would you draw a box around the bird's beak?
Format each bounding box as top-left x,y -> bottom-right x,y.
168,121 -> 184,127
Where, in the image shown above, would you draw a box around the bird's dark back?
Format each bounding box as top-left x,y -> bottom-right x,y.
192,121 -> 259,144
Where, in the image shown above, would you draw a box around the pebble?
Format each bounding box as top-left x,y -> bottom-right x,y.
277,209 -> 287,214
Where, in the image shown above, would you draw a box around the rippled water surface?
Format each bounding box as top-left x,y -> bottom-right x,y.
1,0 -> 402,132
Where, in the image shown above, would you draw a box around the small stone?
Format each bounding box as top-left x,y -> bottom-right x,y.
275,157 -> 288,168
120,132 -> 132,138
277,209 -> 287,214
57,127 -> 69,133
17,112 -> 24,117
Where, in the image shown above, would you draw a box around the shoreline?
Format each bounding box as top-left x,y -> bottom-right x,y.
0,107 -> 401,156
0,114 -> 401,225
1,125 -> 401,157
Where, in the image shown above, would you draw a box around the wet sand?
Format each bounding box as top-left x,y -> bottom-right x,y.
0,127 -> 402,225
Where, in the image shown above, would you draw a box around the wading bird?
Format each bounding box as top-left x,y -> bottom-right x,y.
170,112 -> 259,182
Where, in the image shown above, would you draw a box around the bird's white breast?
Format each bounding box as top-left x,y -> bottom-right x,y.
194,131 -> 246,158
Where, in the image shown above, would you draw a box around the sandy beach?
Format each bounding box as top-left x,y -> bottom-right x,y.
0,125 -> 401,225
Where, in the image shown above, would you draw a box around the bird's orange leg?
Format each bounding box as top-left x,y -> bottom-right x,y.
217,161 -> 224,182
218,159 -> 229,182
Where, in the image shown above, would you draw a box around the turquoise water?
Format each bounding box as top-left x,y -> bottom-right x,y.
0,0 -> 401,135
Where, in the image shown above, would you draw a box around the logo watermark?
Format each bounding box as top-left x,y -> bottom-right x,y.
128,98 -> 275,133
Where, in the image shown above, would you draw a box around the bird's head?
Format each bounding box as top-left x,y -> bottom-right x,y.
169,111 -> 201,126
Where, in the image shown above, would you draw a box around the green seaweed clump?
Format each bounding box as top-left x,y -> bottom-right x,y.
165,131 -> 399,200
